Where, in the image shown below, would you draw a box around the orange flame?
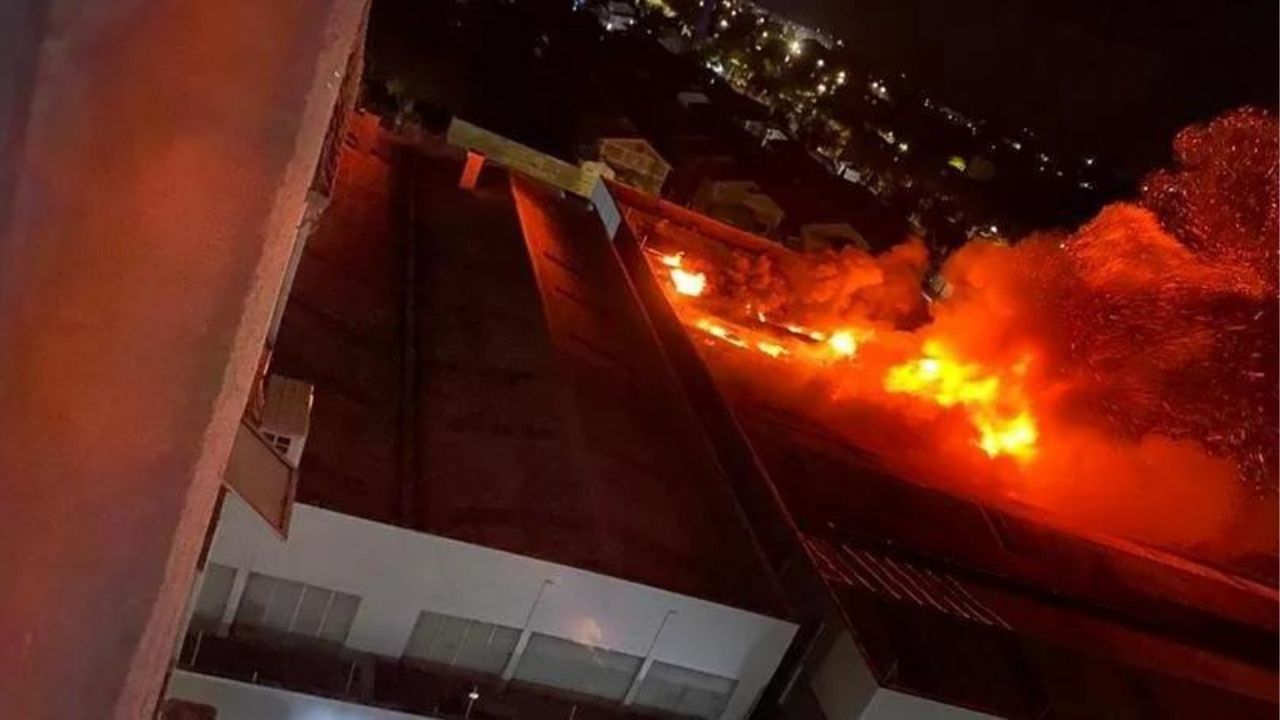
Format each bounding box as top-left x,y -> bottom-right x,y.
884,341 -> 1038,463
756,340 -> 788,358
635,109 -> 1280,558
670,267 -> 707,296
695,318 -> 747,348
827,330 -> 858,358
662,253 -> 708,296
656,245 -> 1039,463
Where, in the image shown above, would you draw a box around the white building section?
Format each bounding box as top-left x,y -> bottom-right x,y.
169,671 -> 441,720
808,630 -> 1002,720
199,495 -> 797,720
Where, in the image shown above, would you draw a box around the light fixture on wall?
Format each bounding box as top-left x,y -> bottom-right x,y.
465,686 -> 480,719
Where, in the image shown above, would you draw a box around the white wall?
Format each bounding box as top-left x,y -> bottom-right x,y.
810,630 -> 878,720
808,630 -> 1002,720
864,691 -> 1002,720
168,670 -> 439,720
210,496 -> 797,720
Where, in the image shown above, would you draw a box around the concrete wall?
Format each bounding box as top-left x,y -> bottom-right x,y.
809,631 -> 878,720
211,496 -> 798,720
808,630 -> 1000,720
169,670 -> 439,720
864,691 -> 1001,720
0,1 -> 367,717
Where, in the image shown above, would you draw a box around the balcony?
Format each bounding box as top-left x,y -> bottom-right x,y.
174,632 -> 689,720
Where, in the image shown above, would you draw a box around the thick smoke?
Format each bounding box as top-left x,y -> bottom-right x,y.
657,108 -> 1278,569
923,194 -> 1275,557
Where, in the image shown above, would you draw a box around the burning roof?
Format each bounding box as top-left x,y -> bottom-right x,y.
622,108 -> 1278,576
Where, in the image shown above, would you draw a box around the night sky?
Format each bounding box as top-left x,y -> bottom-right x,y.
764,0 -> 1278,174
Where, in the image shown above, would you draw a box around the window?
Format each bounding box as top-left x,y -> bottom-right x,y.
403,611 -> 520,675
513,633 -> 642,702
190,563 -> 236,630
633,661 -> 737,719
233,572 -> 360,644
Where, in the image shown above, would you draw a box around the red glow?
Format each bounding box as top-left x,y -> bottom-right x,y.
638,109 -> 1278,565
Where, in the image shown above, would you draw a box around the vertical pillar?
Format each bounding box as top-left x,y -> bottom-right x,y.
0,1 -> 368,717
218,568 -> 251,637
622,610 -> 675,705
501,578 -> 556,680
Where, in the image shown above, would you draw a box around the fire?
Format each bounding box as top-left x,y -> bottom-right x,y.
670,267 -> 707,296
636,108 -> 1279,562
662,253 -> 708,296
827,330 -> 858,358
884,341 -> 1038,463
786,324 -> 827,342
976,411 -> 1038,461
756,341 -> 788,358
656,244 -> 1040,464
694,318 -> 747,348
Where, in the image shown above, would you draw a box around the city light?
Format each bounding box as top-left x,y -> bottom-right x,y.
788,39 -> 802,55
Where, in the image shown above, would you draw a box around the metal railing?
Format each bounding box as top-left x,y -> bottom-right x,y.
177,631 -> 683,720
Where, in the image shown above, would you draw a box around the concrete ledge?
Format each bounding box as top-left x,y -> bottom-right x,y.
0,1 -> 367,716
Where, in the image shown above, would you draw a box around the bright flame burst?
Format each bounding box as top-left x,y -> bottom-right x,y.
756,341 -> 788,358
826,330 -> 858,358
652,251 -> 1039,464
662,254 -> 707,297
884,341 -> 1038,463
695,318 -> 747,348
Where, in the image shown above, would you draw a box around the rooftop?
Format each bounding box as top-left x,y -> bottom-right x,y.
272,114 -> 784,618
607,186 -> 1279,719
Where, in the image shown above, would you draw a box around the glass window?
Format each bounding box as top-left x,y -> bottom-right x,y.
191,563 -> 236,629
633,660 -> 736,719
320,590 -> 360,644
233,571 -> 359,645
292,586 -> 331,637
261,577 -> 304,632
513,633 -> 642,702
403,610 -> 520,675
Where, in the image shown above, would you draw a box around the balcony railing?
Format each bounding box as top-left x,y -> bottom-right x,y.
176,632 -> 684,720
